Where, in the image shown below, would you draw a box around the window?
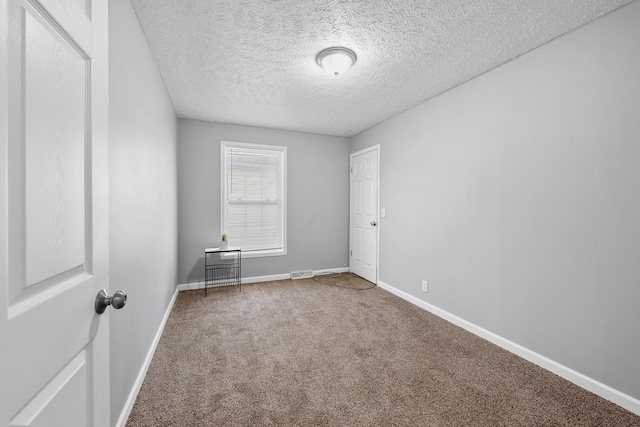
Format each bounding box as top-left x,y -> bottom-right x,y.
220,141 -> 287,257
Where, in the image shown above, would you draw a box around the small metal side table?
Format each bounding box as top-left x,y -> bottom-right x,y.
204,247 -> 241,295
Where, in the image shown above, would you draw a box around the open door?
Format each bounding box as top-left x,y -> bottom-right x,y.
0,0 -> 111,425
349,146 -> 379,284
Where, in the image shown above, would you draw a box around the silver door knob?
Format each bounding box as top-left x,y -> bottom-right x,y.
95,289 -> 127,314
370,221 -> 377,226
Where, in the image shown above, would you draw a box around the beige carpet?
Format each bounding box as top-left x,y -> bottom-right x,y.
126,274 -> 640,426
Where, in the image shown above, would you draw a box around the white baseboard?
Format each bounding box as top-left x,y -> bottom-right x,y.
178,267 -> 350,291
114,285 -> 180,427
178,273 -> 289,291
178,281 -> 206,291
313,267 -> 349,276
377,280 -> 640,417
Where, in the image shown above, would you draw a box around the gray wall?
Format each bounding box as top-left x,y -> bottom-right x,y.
109,0 -> 178,423
352,1 -> 640,401
178,119 -> 350,284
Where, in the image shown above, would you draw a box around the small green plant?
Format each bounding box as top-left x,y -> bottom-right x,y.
221,233 -> 228,242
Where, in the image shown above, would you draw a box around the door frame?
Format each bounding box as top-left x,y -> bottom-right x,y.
349,145 -> 380,284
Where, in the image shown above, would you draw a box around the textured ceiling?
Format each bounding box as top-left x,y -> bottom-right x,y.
129,0 -> 633,137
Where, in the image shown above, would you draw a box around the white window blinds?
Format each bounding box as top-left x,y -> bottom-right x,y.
221,141 -> 287,255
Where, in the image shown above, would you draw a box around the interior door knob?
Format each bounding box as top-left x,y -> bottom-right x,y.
370,221 -> 377,226
95,289 -> 127,314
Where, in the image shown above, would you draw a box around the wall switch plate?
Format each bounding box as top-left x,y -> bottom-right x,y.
421,280 -> 428,293
381,208 -> 386,218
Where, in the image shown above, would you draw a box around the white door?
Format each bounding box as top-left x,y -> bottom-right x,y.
350,146 -> 379,284
0,0 -> 110,425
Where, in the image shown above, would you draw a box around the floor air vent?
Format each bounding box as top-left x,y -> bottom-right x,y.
291,270 -> 313,280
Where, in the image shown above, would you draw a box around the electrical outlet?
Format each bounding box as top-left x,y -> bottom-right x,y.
421,280 -> 428,293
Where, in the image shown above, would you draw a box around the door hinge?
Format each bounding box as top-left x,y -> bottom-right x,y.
350,165 -> 353,173
350,250 -> 352,256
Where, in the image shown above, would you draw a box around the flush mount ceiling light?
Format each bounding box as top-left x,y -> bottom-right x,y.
316,47 -> 357,76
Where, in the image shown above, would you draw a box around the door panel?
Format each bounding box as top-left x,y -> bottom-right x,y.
10,351 -> 87,427
0,0 -> 109,425
350,147 -> 378,283
24,2 -> 87,289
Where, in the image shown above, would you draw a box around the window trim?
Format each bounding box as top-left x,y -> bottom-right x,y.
220,141 -> 287,259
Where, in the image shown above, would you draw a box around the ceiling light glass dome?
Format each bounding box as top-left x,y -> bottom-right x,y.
316,47 -> 357,76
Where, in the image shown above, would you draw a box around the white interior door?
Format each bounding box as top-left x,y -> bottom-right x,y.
0,0 -> 110,425
350,146 -> 379,284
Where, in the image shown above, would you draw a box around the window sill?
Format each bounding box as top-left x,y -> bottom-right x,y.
239,248 -> 286,259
